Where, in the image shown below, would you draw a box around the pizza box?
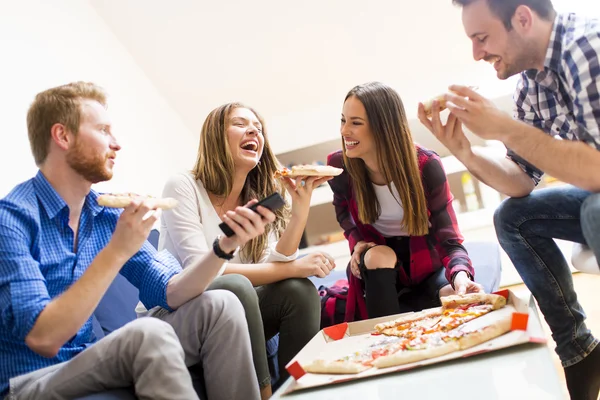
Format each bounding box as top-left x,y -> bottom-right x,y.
282,289 -> 547,395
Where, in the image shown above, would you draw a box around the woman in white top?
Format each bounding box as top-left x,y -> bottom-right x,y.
160,102 -> 336,398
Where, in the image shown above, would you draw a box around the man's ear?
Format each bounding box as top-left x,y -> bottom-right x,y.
50,123 -> 72,151
512,5 -> 534,33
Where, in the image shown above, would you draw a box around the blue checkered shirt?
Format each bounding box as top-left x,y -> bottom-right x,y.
509,13 -> 600,184
0,171 -> 182,397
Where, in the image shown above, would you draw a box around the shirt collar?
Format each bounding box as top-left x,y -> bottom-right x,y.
33,171 -> 67,220
524,13 -> 565,80
33,170 -> 104,219
85,189 -> 104,216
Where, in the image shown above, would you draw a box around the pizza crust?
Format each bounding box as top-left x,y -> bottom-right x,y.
373,340 -> 460,369
97,194 -> 179,210
457,315 -> 513,350
422,86 -> 478,117
303,359 -> 371,374
274,165 -> 343,178
441,293 -> 507,310
374,308 -> 442,332
422,94 -> 447,117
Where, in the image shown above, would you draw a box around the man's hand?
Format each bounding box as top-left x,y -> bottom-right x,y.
418,100 -> 473,160
281,175 -> 333,220
350,241 -> 376,279
443,85 -> 514,141
108,199 -> 161,261
219,200 -> 277,253
291,252 -> 336,278
453,271 -> 484,295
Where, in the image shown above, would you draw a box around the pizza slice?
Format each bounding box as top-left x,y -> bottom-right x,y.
422,94 -> 448,117
376,293 -> 506,338
274,164 -> 343,179
303,337 -> 403,374
97,193 -> 179,210
440,292 -> 506,311
372,334 -> 460,369
377,311 -> 445,340
422,86 -> 479,117
374,308 -> 443,333
433,293 -> 507,332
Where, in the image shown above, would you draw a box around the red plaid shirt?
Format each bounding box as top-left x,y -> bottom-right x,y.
327,146 -> 473,321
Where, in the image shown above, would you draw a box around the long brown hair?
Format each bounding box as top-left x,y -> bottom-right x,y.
342,82 -> 429,236
192,102 -> 289,263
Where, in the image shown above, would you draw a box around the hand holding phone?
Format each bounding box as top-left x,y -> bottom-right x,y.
219,192 -> 285,237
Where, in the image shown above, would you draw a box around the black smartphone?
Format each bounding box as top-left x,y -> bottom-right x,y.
218,192 -> 286,237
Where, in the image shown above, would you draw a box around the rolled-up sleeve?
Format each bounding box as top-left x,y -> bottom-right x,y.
421,155 -> 474,283
259,232 -> 299,263
510,76 -> 545,185
0,215 -> 50,340
121,242 -> 181,312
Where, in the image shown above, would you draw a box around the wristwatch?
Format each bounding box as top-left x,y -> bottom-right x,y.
213,236 -> 235,260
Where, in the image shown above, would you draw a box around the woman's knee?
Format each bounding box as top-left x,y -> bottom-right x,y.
210,274 -> 258,309
274,278 -> 320,308
363,245 -> 396,270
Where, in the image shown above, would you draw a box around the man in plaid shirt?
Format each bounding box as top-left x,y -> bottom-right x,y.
419,0 -> 600,398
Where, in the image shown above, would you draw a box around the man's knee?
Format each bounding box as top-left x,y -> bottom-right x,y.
212,274 -> 258,310
363,245 -> 396,270
581,193 -> 600,233
204,290 -> 249,336
124,318 -> 179,346
493,196 -> 531,240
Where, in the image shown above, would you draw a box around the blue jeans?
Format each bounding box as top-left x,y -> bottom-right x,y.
494,185 -> 599,367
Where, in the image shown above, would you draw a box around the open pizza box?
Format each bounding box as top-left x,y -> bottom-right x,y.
283,289 -> 547,395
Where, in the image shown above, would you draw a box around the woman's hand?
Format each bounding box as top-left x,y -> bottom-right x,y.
280,175 -> 333,219
291,252 -> 336,278
350,241 -> 376,279
219,200 -> 276,253
452,271 -> 484,295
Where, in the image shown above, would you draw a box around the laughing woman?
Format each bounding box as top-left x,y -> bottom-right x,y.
158,102 -> 336,398
327,82 -> 483,321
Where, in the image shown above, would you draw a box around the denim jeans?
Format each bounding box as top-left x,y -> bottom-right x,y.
494,185 -> 599,367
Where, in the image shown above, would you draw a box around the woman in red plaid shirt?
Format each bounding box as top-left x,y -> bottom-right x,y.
327,82 -> 483,321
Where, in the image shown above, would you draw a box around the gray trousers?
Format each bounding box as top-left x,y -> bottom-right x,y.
9,290 -> 259,400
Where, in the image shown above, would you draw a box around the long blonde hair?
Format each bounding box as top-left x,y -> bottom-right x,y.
192,102 -> 289,263
342,82 -> 429,236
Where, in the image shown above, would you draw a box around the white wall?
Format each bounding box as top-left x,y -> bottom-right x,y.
88,0 -> 600,156
0,0 -> 197,198
87,0 -> 518,155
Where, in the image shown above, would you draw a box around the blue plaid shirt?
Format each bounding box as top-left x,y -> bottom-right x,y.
0,171 -> 182,396
509,13 -> 600,184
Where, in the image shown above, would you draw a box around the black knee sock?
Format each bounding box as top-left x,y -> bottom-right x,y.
364,268 -> 400,319
564,344 -> 600,400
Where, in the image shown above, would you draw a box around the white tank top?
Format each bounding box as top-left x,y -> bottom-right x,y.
371,182 -> 408,237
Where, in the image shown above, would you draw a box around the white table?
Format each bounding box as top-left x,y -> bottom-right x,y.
272,297 -> 567,400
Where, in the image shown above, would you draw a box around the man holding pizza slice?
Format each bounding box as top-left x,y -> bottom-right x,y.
0,82 -> 270,399
418,0 -> 600,398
